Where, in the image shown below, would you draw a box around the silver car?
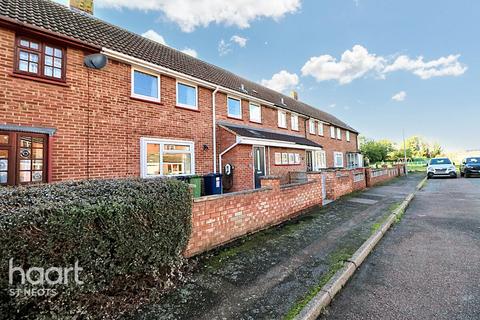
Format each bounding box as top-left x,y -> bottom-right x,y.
427,158 -> 457,179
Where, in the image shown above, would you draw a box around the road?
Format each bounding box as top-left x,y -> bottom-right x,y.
321,177 -> 480,320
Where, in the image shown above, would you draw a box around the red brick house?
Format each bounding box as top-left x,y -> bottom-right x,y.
0,0 -> 362,191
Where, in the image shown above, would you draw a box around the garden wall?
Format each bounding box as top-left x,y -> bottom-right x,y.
184,175 -> 323,257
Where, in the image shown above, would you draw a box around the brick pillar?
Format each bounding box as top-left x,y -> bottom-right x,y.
365,168 -> 372,187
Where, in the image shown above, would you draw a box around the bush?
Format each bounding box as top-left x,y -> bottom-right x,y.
0,178 -> 192,319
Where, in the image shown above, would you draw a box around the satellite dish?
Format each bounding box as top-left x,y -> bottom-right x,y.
84,53 -> 108,69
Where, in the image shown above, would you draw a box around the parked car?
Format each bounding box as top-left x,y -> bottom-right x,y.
427,158 -> 457,179
460,157 -> 480,178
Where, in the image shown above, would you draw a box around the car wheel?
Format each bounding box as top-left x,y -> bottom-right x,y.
427,173 -> 433,179
451,173 -> 457,179
460,171 -> 465,177
465,173 -> 470,178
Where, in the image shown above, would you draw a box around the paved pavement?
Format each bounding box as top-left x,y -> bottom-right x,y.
321,176 -> 480,320
131,174 -> 423,320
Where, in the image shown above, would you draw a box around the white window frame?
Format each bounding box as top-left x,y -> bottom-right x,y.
131,68 -> 161,103
313,150 -> 327,171
334,151 -> 344,168
291,114 -> 299,131
318,122 -> 324,136
227,96 -> 242,119
336,128 -> 342,140
309,119 -> 316,134
278,110 -> 287,128
330,126 -> 336,138
346,131 -> 351,142
249,102 -> 262,123
140,137 -> 195,178
176,80 -> 198,110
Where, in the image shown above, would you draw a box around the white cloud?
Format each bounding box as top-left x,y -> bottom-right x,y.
181,48 -> 198,58
301,45 -> 468,84
141,29 -> 167,45
392,91 -> 407,102
218,39 -> 232,56
142,30 -> 199,58
301,45 -> 385,85
231,35 -> 248,47
97,0 -> 301,32
261,70 -> 299,93
383,54 -> 467,79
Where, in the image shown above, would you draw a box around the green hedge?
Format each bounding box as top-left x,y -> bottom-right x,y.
0,178 -> 192,318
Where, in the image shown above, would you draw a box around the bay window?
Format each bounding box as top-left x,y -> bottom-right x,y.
141,138 -> 195,177
132,69 -> 160,102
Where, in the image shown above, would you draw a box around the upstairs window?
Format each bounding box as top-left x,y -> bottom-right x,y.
318,122 -> 324,136
176,81 -> 198,109
291,114 -> 299,130
346,131 -> 351,142
227,97 -> 242,119
330,126 -> 335,138
15,37 -> 66,82
336,128 -> 342,140
249,103 -> 261,123
309,119 -> 316,134
278,110 -> 287,128
132,69 -> 160,102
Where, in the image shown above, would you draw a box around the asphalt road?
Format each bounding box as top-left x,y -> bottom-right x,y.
321,176 -> 480,320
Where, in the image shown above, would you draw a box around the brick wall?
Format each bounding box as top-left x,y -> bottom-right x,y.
184,175 -> 323,257
365,164 -> 405,187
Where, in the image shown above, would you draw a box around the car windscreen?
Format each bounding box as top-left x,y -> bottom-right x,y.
466,157 -> 480,164
430,158 -> 451,165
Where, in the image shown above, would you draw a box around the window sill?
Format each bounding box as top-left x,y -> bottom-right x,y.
227,115 -> 243,121
292,128 -> 300,132
249,120 -> 262,124
10,72 -> 69,87
277,126 -> 288,130
274,164 -> 302,166
130,96 -> 164,106
176,105 -> 200,112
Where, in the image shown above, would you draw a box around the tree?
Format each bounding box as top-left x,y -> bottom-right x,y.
359,137 -> 394,164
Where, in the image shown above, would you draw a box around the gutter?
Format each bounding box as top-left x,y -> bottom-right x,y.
212,86 -> 220,173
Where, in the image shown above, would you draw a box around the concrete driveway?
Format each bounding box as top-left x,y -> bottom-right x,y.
321,177 -> 480,320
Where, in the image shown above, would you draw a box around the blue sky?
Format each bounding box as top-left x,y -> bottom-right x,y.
56,0 -> 478,151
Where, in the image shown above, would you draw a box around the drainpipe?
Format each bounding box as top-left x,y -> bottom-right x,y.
219,138 -> 240,174
212,86 -> 220,173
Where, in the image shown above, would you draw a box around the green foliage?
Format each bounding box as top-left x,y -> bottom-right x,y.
361,135 -> 443,164
359,137 -> 394,164
0,178 -> 192,319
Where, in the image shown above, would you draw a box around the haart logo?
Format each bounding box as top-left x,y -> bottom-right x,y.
7,258 -> 84,297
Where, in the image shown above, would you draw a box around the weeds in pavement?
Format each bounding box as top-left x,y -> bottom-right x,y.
283,248 -> 355,320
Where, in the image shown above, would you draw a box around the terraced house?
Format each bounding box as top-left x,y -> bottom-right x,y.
0,0 -> 363,192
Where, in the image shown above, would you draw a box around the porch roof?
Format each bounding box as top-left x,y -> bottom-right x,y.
219,123 -> 323,149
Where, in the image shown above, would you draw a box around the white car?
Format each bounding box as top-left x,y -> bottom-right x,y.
427,158 -> 457,179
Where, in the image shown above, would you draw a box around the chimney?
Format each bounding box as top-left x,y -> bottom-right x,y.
290,90 -> 298,100
70,0 -> 94,15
